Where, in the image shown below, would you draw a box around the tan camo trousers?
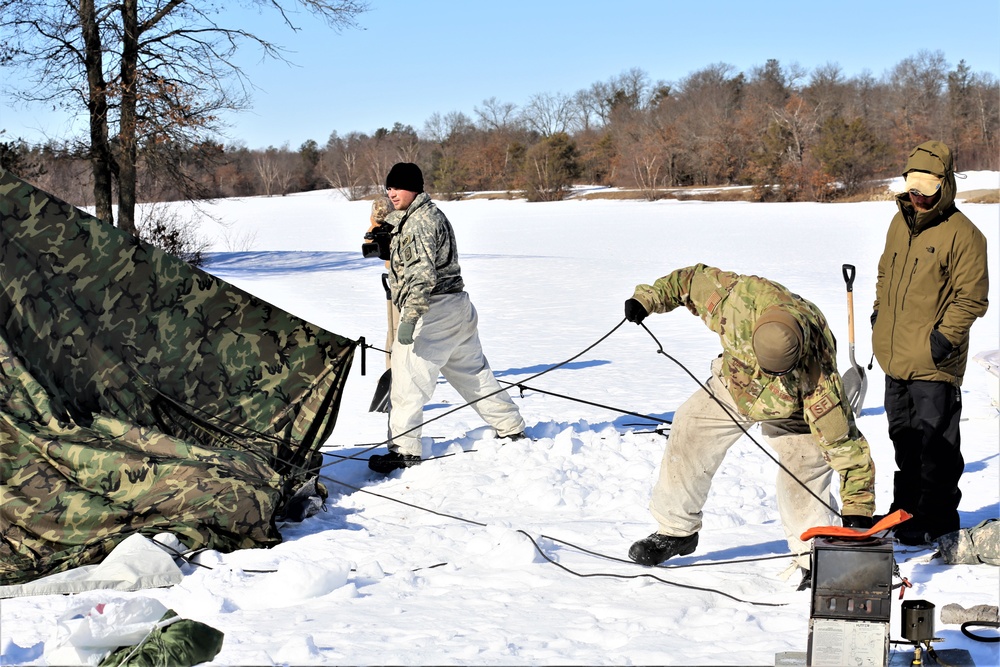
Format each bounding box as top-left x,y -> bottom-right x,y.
649,359 -> 839,568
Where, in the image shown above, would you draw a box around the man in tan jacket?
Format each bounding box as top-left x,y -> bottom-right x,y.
872,140 -> 990,546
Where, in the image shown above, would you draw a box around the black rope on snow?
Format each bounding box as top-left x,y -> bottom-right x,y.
312,318 -> 916,603
334,318 -> 847,524
333,319 -> 852,535
153,525 -> 449,578
638,321 -> 843,518
324,391 -> 670,467
319,320 -> 631,469
518,530 -> 787,606
358,332 -> 670,426
323,473 -> 788,607
504,380 -> 670,425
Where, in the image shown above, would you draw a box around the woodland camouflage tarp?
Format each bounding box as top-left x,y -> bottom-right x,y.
0,169 -> 356,585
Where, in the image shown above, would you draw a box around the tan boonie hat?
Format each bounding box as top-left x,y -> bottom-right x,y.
752,306 -> 804,374
904,170 -> 942,196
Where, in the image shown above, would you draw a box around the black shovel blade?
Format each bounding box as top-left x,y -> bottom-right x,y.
369,369 -> 391,413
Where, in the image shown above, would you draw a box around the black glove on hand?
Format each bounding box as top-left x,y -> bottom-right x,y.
870,310 -> 878,328
842,514 -> 874,529
624,298 -> 648,324
929,329 -> 955,364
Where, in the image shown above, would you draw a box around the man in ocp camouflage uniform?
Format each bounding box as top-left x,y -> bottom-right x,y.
368,163 -> 525,474
623,264 -> 876,589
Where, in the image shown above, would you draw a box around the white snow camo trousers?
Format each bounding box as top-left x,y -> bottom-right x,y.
650,359 -> 838,569
389,292 -> 525,456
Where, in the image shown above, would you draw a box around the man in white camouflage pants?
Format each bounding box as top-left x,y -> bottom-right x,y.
368,163 -> 525,474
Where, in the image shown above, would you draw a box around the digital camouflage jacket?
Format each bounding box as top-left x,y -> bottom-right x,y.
385,193 -> 465,326
631,264 -> 875,515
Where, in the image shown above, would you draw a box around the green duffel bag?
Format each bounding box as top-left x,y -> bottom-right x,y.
100,610 -> 224,667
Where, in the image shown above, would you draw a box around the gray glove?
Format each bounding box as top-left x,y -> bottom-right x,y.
397,321 -> 415,345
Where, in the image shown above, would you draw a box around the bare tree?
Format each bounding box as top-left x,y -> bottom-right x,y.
471,98 -> 528,190
361,123 -> 420,193
0,0 -> 368,233
804,62 -> 849,118
886,50 -> 949,151
947,62 -> 1000,170
386,122 -> 422,164
363,135 -> 396,195
520,92 -> 576,137
424,111 -> 475,196
272,145 -> 299,195
135,200 -> 211,265
607,67 -> 652,112
578,81 -> 614,129
671,63 -> 745,185
474,97 -> 520,132
254,149 -> 281,196
319,131 -> 367,200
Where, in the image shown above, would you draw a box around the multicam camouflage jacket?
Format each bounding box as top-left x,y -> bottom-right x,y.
631,264 -> 875,515
385,193 -> 464,326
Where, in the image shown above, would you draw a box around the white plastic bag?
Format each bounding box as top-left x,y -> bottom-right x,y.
47,597 -> 168,666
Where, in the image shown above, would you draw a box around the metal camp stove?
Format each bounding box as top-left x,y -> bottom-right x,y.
806,536 -> 893,666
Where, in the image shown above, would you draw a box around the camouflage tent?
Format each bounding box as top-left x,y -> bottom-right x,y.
0,169 -> 355,585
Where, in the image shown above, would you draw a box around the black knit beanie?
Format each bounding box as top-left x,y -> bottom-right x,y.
385,162 -> 424,193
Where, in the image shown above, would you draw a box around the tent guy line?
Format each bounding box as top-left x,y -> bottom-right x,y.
331,319 -> 847,520
325,474 -> 795,607
640,321 -> 846,518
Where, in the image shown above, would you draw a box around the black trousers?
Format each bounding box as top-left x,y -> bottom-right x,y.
884,376 -> 964,537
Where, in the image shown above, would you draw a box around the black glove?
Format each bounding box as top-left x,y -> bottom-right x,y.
624,298 -> 648,324
929,329 -> 955,364
842,514 -> 874,529
870,310 -> 878,328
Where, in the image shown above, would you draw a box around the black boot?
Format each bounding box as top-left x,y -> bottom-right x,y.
368,451 -> 421,474
628,532 -> 698,566
893,516 -> 933,546
894,527 -> 933,547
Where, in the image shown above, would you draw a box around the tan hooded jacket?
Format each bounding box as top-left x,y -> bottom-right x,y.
872,141 -> 990,386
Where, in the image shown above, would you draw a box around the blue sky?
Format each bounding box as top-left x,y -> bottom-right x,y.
2,0 -> 999,150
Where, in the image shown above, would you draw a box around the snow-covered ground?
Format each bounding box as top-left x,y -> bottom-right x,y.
2,172 -> 998,666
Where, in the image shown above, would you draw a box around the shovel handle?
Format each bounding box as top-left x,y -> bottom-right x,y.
842,264 -> 856,292
842,265 -> 856,345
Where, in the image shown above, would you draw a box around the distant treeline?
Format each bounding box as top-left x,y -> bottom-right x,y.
3,53 -> 997,205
